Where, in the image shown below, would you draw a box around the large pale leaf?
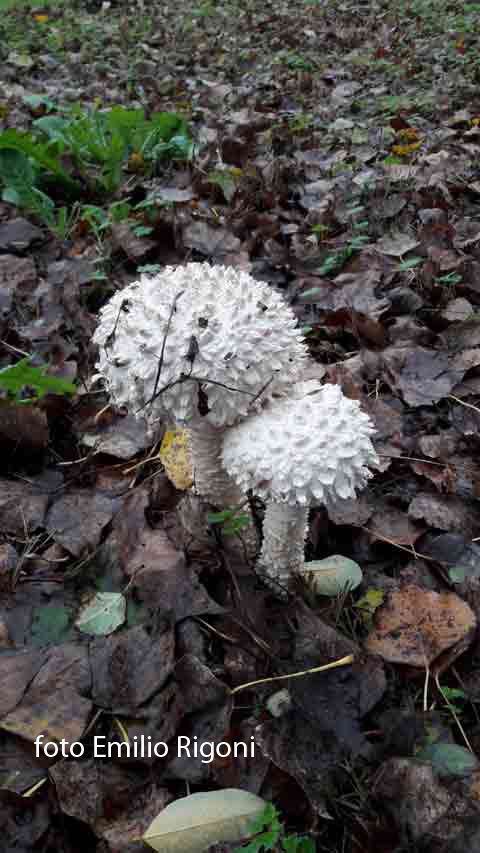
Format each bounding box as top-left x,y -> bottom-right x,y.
375,231 -> 419,257
143,789 -> 266,853
417,743 -> 479,777
301,555 -> 363,597
75,592 -> 126,636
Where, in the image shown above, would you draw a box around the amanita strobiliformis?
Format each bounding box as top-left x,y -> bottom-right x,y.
93,263 -> 378,593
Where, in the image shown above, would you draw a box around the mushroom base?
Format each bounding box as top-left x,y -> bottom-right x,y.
257,502 -> 309,594
187,423 -> 259,559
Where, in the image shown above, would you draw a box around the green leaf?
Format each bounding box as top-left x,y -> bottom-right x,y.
75,592 -> 126,636
33,114 -> 70,142
0,358 -> 76,403
0,129 -> 79,191
0,146 -> 36,188
236,831 -> 277,852
417,743 -> 479,777
283,837 -> 316,853
207,510 -> 233,524
143,789 -> 267,853
22,94 -> 56,112
354,587 -> 384,625
1,186 -> 21,205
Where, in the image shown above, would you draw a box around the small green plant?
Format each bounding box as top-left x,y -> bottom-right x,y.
288,113 -> 314,134
283,52 -> 315,71
395,256 -> 423,272
312,220 -> 370,277
438,685 -> 467,717
0,358 -> 76,404
0,104 -> 193,234
33,104 -> 193,193
207,507 -> 252,536
233,803 -> 315,852
436,272 -> 462,286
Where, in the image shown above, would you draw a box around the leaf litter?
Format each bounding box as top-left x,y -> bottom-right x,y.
2,0 -> 480,850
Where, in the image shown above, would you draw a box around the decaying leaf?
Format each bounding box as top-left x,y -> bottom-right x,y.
365,583 -> 476,666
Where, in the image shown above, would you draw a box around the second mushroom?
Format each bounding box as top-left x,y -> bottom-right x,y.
221,380 -> 379,593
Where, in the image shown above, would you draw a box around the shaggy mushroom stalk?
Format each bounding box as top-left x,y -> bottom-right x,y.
222,381 -> 379,593
93,262 -> 309,556
258,502 -> 309,580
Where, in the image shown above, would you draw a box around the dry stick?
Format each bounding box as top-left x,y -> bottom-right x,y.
448,394 -> 480,414
230,653 -> 354,695
435,673 -> 473,754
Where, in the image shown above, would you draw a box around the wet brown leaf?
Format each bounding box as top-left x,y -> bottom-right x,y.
0,479 -> 49,537
175,654 -> 228,713
1,645 -> 92,748
374,757 -> 452,842
51,757 -> 171,847
46,489 -> 117,556
111,222 -> 157,261
0,404 -> 48,453
90,624 -> 175,715
369,506 -> 424,546
409,492 -> 479,537
382,346 -> 461,406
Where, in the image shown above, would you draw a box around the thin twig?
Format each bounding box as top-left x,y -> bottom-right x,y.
361,525 -> 437,562
147,289 -> 185,408
247,375 -> 274,410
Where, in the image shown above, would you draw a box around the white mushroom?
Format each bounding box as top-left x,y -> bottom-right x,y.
93,263 -> 308,552
221,381 -> 379,593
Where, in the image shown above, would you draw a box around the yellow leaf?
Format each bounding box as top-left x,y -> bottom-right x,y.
395,128 -> 420,141
354,587 -> 384,626
391,142 -> 421,157
34,14 -> 49,22
159,429 -> 193,490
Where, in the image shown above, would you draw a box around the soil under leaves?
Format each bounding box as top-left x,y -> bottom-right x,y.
2,0 -> 480,851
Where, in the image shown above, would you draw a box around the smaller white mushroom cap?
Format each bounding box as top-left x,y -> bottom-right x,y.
221,381 -> 379,506
93,262 -> 308,428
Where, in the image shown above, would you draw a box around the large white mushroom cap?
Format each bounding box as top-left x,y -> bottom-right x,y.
93,263 -> 307,428
221,381 -> 379,506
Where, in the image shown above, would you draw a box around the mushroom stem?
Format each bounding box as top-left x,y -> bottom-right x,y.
187,422 -> 259,558
257,502 -> 309,591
